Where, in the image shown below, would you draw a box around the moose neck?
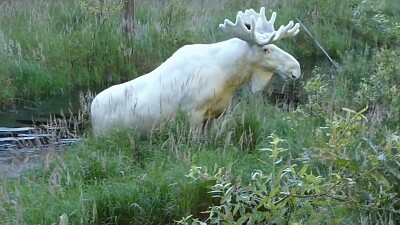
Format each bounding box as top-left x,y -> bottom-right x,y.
213,38 -> 257,86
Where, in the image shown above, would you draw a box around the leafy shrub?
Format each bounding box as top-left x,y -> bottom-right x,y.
351,0 -> 400,47
355,48 -> 400,126
178,108 -> 400,225
303,47 -> 400,128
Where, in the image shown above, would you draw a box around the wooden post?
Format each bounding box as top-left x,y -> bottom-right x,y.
122,0 -> 135,37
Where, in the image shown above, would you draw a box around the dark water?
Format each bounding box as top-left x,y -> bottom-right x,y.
0,94 -> 83,178
0,94 -> 81,127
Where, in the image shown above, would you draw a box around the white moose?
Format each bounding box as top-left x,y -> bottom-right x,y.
90,7 -> 301,136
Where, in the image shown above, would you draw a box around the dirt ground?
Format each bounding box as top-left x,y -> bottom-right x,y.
0,146 -> 62,178
0,0 -> 14,4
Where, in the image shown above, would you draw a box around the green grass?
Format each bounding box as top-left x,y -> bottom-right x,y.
0,0 -> 398,105
0,100 -> 291,224
1,95 -> 398,224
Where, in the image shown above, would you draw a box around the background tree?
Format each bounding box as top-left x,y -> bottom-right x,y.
122,0 -> 135,37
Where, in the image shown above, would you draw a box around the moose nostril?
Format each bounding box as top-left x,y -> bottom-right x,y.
291,72 -> 297,79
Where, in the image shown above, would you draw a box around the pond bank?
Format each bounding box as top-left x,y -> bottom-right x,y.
0,93 -> 84,178
0,146 -> 62,178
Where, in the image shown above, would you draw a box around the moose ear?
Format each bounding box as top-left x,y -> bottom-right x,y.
250,71 -> 274,94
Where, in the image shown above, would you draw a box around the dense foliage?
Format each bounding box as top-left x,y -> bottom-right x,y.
0,0 -> 399,224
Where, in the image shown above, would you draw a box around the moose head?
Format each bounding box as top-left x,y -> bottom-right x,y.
219,7 -> 301,93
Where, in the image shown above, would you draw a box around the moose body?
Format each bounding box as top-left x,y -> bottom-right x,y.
91,7 -> 301,136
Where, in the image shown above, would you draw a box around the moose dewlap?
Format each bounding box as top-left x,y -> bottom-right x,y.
90,7 -> 301,136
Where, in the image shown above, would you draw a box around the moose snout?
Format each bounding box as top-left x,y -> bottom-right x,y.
286,61 -> 301,80
291,71 -> 299,79
290,64 -> 301,80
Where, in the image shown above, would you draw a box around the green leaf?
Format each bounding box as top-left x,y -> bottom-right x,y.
236,217 -> 247,225
347,161 -> 361,172
331,173 -> 342,179
257,196 -> 271,210
342,108 -> 357,114
307,174 -> 317,184
276,195 -> 290,207
298,164 -> 309,177
370,171 -> 390,187
259,148 -> 273,152
302,202 -> 313,214
369,155 -> 381,166
334,159 -> 349,168
232,204 -> 240,217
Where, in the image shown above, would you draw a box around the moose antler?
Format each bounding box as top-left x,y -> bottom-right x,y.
219,7 -> 300,46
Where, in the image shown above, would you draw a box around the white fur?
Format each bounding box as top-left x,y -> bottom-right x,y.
90,38 -> 300,136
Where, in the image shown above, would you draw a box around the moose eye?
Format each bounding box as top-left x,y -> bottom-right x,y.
263,48 -> 269,53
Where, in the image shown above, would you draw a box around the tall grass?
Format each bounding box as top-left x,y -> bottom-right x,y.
1,92 -> 398,224
0,97 -> 302,224
1,0 -> 397,106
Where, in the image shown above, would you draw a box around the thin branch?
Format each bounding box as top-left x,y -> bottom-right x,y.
360,205 -> 400,214
274,180 -> 347,205
296,18 -> 339,71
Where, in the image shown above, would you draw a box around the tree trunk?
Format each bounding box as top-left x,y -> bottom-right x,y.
97,0 -> 104,24
122,0 -> 135,37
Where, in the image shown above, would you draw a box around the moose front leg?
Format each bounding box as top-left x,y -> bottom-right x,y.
201,107 -> 226,137
187,111 -> 206,136
201,118 -> 214,137
187,110 -> 216,138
